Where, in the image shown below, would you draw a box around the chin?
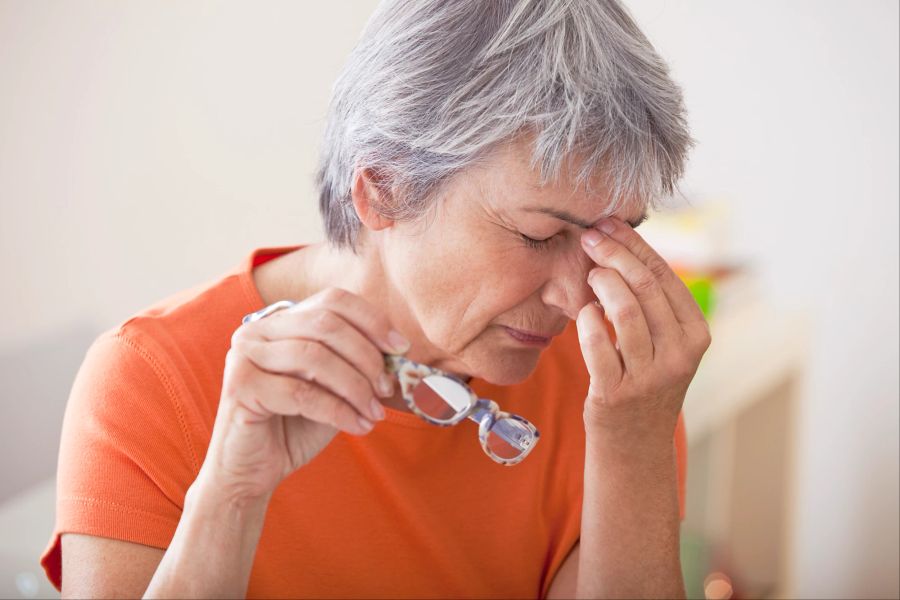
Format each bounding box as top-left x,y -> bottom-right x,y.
462,343 -> 544,386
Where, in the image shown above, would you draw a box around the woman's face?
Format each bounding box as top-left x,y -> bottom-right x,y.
377,140 -> 647,386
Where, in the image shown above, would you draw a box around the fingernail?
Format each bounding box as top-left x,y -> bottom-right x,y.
599,219 -> 616,234
388,330 -> 410,353
378,372 -> 394,397
357,416 -> 374,433
370,397 -> 386,421
582,229 -> 603,247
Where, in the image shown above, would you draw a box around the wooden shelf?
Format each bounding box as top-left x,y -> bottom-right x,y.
680,297 -> 811,599
684,298 -> 811,442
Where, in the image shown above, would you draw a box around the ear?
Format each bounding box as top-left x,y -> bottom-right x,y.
350,167 -> 395,232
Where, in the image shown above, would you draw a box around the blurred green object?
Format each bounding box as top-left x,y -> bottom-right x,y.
683,275 -> 715,318
680,529 -> 710,599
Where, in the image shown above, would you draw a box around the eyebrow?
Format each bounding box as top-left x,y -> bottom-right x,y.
525,206 -> 649,229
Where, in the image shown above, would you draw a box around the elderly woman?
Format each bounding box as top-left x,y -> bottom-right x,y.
41,0 -> 710,597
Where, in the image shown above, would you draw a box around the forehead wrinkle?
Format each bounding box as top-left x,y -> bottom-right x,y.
524,205 -> 648,229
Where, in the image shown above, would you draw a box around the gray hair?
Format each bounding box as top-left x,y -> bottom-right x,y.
316,0 -> 696,251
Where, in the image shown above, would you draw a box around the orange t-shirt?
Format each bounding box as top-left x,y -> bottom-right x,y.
41,245 -> 687,598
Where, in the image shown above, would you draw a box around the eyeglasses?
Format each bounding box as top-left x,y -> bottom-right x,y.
241,301 -> 540,466
384,354 -> 540,466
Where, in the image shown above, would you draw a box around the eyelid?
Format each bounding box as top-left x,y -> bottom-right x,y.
519,231 -> 559,250
521,230 -> 556,242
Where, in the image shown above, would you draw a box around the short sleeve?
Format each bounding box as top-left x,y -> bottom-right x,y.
40,329 -> 199,591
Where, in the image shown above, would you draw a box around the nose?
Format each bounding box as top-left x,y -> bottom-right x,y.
539,242 -> 597,320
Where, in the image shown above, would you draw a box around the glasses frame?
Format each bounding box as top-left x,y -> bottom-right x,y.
384,354 -> 540,466
241,300 -> 540,466
242,299 -> 298,324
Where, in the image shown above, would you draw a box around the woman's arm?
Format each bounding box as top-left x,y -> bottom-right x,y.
142,475 -> 271,598
547,436 -> 684,600
572,217 -> 711,598
576,430 -> 683,599
60,476 -> 270,599
61,535 -> 163,598
59,289 -> 404,597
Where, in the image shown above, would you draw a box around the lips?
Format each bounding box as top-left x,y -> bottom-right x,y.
502,326 -> 554,346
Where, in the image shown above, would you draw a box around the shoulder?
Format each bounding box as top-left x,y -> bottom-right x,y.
63,266 -> 257,480
117,268 -> 254,366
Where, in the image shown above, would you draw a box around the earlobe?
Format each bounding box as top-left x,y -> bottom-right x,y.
350,167 -> 395,232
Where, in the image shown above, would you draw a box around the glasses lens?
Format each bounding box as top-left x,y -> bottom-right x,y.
486,417 -> 534,460
411,375 -> 472,421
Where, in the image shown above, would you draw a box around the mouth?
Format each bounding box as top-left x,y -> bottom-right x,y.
501,326 -> 553,347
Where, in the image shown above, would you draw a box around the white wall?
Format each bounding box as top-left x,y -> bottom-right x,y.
1,1 -> 897,598
0,1 -> 381,349
625,1 -> 899,597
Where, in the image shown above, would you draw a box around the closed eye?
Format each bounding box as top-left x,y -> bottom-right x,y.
519,233 -> 555,251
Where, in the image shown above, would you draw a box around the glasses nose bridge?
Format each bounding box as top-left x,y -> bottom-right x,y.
470,397 -> 500,423
390,357 -> 538,464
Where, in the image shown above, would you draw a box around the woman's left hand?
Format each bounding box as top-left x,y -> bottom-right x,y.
576,216 -> 712,446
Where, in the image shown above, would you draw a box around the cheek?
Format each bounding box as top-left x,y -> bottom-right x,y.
387,236 -> 478,323
402,245 -> 542,338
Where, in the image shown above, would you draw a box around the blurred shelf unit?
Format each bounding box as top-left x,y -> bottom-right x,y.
681,285 -> 811,600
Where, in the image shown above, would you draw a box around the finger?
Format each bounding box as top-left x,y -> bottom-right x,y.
234,336 -> 384,423
251,307 -> 394,400
581,228 -> 684,347
272,287 -> 411,355
596,217 -> 708,327
586,266 -> 654,372
576,302 -> 624,389
234,361 -> 374,435
291,378 -> 376,436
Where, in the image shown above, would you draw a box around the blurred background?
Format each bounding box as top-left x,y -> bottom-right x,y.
0,1 -> 897,598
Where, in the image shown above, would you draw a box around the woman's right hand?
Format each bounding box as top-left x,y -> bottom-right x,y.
199,287 -> 410,503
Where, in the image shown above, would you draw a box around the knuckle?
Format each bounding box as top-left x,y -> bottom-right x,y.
294,339 -> 321,365
647,257 -> 671,280
587,267 -> 607,286
356,303 -> 387,333
328,398 -> 350,428
222,352 -> 252,398
582,330 -> 609,348
612,302 -> 642,323
596,240 -> 618,260
225,346 -> 242,366
699,323 -> 712,345
631,271 -> 659,296
321,286 -> 348,305
693,323 -> 712,353
664,353 -> 695,379
292,378 -> 313,400
230,325 -> 251,349
310,310 -> 341,335
576,302 -> 593,325
229,333 -> 258,361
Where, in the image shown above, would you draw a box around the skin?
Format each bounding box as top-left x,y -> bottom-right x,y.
61,137 -> 710,598
255,143 -> 601,398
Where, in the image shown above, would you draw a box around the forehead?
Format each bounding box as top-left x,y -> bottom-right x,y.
523,200 -> 648,229
478,140 -> 648,228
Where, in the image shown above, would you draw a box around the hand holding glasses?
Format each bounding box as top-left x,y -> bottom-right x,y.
243,300 -> 540,466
